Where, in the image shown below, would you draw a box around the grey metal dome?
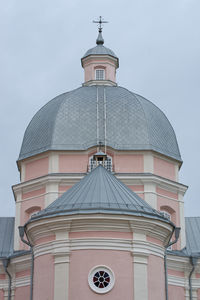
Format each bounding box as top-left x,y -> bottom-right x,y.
82,45 -> 118,60
19,85 -> 181,162
82,30 -> 118,61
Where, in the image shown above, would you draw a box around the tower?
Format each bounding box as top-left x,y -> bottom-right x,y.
0,20 -> 200,300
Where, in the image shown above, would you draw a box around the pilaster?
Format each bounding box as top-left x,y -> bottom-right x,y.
53,231 -> 70,300
144,183 -> 157,209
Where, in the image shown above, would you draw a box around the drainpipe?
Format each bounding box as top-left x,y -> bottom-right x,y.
2,258 -> 11,300
189,256 -> 198,300
164,227 -> 181,300
18,226 -> 34,300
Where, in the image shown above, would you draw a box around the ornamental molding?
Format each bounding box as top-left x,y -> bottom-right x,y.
13,276 -> 31,288
10,253 -> 31,273
117,174 -> 187,195
168,274 -> 200,289
167,254 -> 190,272
0,276 -> 30,289
12,174 -> 84,196
168,275 -> 186,287
26,214 -> 172,248
12,172 -> 187,198
33,237 -> 164,259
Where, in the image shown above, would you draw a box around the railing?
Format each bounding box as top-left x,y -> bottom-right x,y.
88,161 -> 114,172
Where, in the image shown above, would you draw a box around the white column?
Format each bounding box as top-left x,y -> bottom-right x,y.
49,152 -> 59,173
21,162 -> 26,182
14,192 -> 22,250
53,230 -> 70,300
54,254 -> 70,300
132,231 -> 148,300
144,183 -> 157,209
45,182 -> 59,207
179,192 -> 186,249
133,255 -> 148,300
144,152 -> 154,173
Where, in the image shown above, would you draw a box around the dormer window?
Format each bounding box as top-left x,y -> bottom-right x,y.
95,69 -> 105,80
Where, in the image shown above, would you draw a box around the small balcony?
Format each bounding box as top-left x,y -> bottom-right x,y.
88,160 -> 113,172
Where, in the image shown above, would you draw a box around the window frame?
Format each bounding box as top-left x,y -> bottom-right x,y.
95,69 -> 105,80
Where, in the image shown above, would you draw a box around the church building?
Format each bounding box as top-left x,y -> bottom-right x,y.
0,19 -> 200,300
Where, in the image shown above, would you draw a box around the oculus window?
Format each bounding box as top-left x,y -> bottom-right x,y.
88,266 -> 115,294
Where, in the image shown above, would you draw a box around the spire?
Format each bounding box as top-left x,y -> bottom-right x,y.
93,16 -> 108,45
96,30 -> 104,45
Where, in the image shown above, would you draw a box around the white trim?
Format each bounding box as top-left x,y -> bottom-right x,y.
33,237 -> 164,259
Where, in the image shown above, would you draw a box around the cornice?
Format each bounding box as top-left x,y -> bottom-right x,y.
12,172 -> 187,202
33,237 -> 164,259
26,214 -> 173,249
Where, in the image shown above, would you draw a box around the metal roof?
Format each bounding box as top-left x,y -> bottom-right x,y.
0,217 -> 14,258
185,217 -> 200,255
30,165 -> 171,224
82,45 -> 118,60
19,85 -> 181,162
167,217 -> 200,257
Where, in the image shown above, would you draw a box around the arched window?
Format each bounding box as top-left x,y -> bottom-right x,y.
95,69 -> 105,80
89,154 -> 112,172
25,206 -> 41,219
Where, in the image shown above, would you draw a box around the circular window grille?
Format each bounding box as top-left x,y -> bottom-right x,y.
88,266 -> 115,294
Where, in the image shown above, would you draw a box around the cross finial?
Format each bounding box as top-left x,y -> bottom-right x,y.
93,16 -> 108,33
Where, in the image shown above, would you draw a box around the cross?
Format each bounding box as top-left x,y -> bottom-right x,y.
93,16 -> 108,32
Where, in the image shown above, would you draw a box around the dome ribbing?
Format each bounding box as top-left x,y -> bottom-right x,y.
19,85 -> 181,162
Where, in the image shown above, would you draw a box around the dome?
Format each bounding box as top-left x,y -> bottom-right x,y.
19,85 -> 181,162
82,45 -> 118,60
81,30 -> 118,62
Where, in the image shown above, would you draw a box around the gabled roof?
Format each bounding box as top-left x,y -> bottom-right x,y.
30,165 -> 171,224
0,217 -> 14,258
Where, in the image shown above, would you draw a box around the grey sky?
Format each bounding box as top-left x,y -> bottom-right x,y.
0,0 -> 199,216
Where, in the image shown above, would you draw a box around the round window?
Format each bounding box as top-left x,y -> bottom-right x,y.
88,266 -> 115,294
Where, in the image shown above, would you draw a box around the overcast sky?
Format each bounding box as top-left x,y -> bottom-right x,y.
0,0 -> 199,217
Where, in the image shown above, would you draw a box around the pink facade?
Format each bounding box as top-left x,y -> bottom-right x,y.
168,285 -> 185,299
148,255 -> 165,300
0,290 -> 4,300
157,187 -> 180,249
59,185 -> 73,194
16,270 -> 30,278
128,185 -> 144,199
69,250 -> 133,300
147,236 -> 163,246
5,32 -> 195,300
21,188 -> 45,224
25,156 -> 49,181
198,289 -> 200,299
15,286 -> 30,300
69,231 -> 132,239
157,187 -> 179,224
35,235 -> 55,245
168,269 -> 184,277
83,57 -> 117,83
33,254 -> 54,300
114,154 -> 144,173
154,156 -> 175,181
59,154 -> 88,173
